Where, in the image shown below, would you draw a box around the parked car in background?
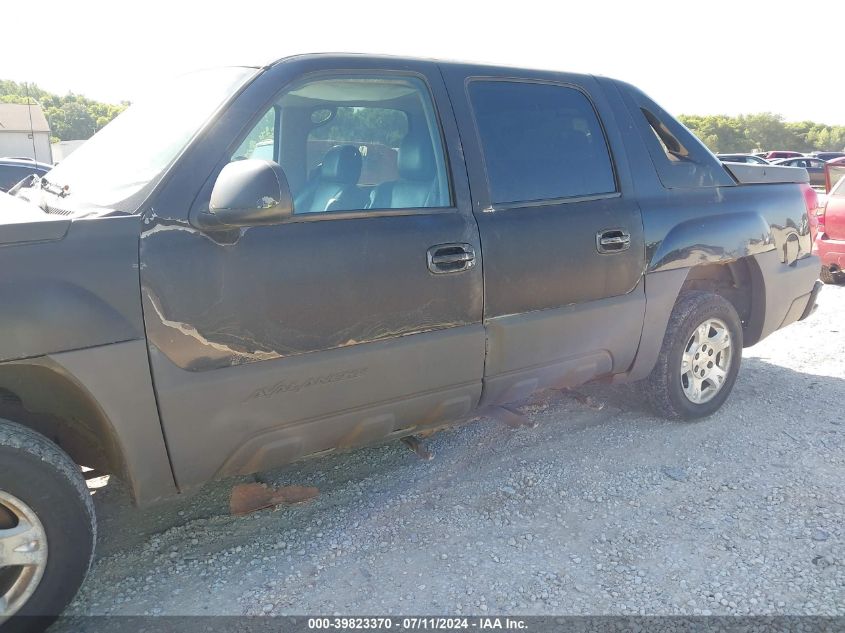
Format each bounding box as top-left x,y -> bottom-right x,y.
717,153 -> 770,164
811,151 -> 845,161
772,157 -> 827,188
764,150 -> 804,160
0,157 -> 51,192
815,173 -> 845,283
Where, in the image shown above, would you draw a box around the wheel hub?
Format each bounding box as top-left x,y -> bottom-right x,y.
681,318 -> 733,405
0,491 -> 48,621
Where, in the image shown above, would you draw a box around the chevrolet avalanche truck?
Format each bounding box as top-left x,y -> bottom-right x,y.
0,54 -> 822,626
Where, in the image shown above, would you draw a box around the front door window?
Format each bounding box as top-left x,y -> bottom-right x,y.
232,74 -> 452,214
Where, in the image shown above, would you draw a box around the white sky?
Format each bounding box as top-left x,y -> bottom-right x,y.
4,0 -> 844,124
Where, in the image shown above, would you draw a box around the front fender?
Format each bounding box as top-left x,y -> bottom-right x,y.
649,212 -> 774,273
0,280 -> 140,362
0,341 -> 177,505
0,215 -> 144,362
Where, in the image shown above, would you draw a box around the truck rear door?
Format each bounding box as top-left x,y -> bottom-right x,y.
440,65 -> 646,404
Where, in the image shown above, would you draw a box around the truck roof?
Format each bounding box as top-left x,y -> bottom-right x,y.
262,52 -> 598,81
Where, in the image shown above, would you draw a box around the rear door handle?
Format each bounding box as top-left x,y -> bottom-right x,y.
596,229 -> 631,254
427,243 -> 476,274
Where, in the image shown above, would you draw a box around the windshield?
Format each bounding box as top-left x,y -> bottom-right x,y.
43,67 -> 256,211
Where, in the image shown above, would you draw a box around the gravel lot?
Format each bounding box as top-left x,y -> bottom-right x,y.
55,284 -> 844,625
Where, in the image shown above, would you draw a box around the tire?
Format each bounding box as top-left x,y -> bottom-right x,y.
0,419 -> 95,632
819,265 -> 841,285
646,291 -> 743,420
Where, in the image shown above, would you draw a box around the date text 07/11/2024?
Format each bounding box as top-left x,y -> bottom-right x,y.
306,617 -> 528,630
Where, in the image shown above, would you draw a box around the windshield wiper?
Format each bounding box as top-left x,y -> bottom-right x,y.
40,175 -> 70,198
6,174 -> 37,197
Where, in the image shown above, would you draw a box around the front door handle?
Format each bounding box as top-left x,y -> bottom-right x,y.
427,243 -> 476,274
596,229 -> 631,254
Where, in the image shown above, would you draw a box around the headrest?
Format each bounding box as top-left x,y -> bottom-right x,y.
321,145 -> 362,184
398,135 -> 435,181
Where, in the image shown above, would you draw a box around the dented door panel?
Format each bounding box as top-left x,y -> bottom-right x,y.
141,212 -> 481,371
139,57 -> 484,489
149,325 -> 484,488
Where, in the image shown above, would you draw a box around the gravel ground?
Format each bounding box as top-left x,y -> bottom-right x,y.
55,284 -> 844,625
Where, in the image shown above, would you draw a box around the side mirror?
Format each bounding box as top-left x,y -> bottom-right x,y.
200,159 -> 293,228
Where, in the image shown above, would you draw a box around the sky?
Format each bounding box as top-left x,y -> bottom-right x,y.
4,0 -> 845,124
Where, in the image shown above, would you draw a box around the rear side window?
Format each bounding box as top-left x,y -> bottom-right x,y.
622,86 -> 734,189
468,81 -> 616,205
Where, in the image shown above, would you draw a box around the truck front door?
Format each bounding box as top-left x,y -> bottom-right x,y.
140,58 -> 483,490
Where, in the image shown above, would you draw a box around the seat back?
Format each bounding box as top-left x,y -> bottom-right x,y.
295,145 -> 368,213
368,136 -> 436,209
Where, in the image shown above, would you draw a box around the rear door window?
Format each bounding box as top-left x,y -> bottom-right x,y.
468,81 -> 616,205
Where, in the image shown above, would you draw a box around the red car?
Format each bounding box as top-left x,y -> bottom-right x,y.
824,156 -> 845,191
765,150 -> 804,160
815,158 -> 845,283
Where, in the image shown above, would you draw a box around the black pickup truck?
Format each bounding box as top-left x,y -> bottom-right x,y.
0,54 -> 822,624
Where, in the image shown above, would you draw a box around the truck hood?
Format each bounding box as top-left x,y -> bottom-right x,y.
0,190 -> 70,246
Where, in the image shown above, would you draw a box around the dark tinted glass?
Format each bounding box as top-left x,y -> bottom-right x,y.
621,87 -> 734,189
469,81 -> 616,204
0,165 -> 30,191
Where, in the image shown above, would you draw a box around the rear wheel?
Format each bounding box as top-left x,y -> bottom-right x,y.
0,419 -> 95,631
646,292 -> 743,420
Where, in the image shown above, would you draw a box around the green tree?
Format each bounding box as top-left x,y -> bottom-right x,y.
679,112 -> 845,153
0,79 -> 127,141
45,102 -> 96,140
679,114 -> 745,152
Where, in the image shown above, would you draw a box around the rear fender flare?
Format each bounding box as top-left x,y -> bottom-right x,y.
649,212 -> 774,273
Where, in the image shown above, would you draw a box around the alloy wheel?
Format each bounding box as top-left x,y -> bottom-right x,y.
680,317 -> 733,405
0,490 -> 48,620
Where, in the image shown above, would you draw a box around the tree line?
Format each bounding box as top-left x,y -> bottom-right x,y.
678,112 -> 845,154
0,80 -> 127,143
